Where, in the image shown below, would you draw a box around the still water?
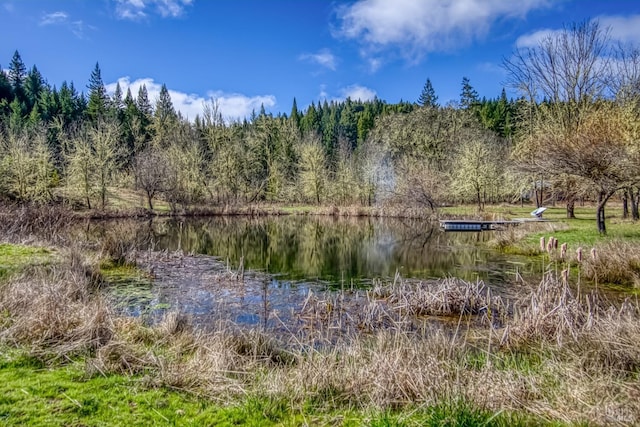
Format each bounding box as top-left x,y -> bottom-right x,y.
100,216 -> 536,286
90,216 -> 537,326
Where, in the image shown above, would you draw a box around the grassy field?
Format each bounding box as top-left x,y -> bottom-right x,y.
1,204 -> 639,425
0,350 -> 538,427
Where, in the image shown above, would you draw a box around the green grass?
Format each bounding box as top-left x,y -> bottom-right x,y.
441,204 -> 640,247
0,243 -> 53,280
0,354 -> 281,426
0,347 -> 554,427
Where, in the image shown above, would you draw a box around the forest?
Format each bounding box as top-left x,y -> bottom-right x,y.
1,21 -> 640,232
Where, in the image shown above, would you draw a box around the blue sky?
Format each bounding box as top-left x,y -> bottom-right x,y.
2,0 -> 640,121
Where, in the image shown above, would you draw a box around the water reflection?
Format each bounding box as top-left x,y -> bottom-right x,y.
90,216 -> 535,291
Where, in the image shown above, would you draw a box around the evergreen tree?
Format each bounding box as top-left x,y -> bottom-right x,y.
87,62 -> 108,121
111,82 -> 124,112
154,84 -> 176,122
24,65 -> 45,112
321,104 -> 338,156
8,97 -> 24,131
418,78 -> 438,107
136,84 -> 153,118
290,97 -> 300,129
8,50 -> 27,101
37,86 -> 58,122
58,81 -> 81,125
460,77 -> 479,109
0,68 -> 12,116
300,102 -> 320,135
357,106 -> 374,144
153,84 -> 177,148
338,99 -> 357,150
135,84 -> 153,146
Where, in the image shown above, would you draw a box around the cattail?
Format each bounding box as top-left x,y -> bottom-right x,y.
540,236 -> 546,252
577,247 -> 583,262
547,237 -> 555,253
560,242 -> 567,260
561,268 -> 569,285
553,238 -> 558,249
591,247 -> 597,260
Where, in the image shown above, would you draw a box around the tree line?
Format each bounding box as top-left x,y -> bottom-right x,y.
1,20 -> 640,232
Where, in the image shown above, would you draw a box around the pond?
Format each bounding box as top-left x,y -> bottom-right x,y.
88,216 -> 539,328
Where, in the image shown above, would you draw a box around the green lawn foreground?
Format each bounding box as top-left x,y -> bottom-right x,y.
0,349 -> 545,427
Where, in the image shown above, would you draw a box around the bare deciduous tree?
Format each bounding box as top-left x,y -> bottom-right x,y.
134,148 -> 172,211
502,20 -> 640,230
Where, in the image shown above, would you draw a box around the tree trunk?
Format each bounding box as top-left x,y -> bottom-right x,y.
622,190 -> 629,219
146,191 -> 154,210
566,198 -> 575,219
596,191 -> 614,234
630,187 -> 639,221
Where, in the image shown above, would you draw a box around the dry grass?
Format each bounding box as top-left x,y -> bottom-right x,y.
1,238 -> 639,424
0,202 -> 79,245
0,248 -> 111,360
578,241 -> 640,287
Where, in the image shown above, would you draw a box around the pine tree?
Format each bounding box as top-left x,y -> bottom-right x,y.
87,62 -> 108,121
417,78 -> 438,107
338,99 -> 357,150
0,68 -> 12,116
301,102 -> 320,135
8,97 -> 24,131
8,50 -> 27,101
111,82 -> 124,111
58,81 -> 82,125
136,85 -> 152,117
460,77 -> 479,109
154,84 -> 176,122
153,84 -> 177,148
24,65 -> 45,112
135,84 -> 153,145
290,97 -> 300,129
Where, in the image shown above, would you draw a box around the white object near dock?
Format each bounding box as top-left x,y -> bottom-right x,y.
531,207 -> 547,218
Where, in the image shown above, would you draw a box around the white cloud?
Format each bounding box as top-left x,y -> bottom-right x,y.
516,15 -> 640,50
515,28 -> 563,48
339,84 -> 377,101
40,11 -> 69,25
335,0 -> 551,62
114,0 -> 194,20
299,49 -> 337,71
598,14 -> 640,45
316,84 -> 377,102
39,11 -> 92,39
106,76 -> 276,122
366,57 -> 382,73
208,91 -> 276,122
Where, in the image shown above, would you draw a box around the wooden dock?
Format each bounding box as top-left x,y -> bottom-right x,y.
439,219 -> 524,231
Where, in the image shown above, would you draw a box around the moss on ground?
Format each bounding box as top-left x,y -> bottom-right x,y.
0,243 -> 53,280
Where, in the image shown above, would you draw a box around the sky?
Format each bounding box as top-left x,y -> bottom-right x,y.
2,0 -> 640,121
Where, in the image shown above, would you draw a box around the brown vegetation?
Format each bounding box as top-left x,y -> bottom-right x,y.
1,238 -> 639,425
